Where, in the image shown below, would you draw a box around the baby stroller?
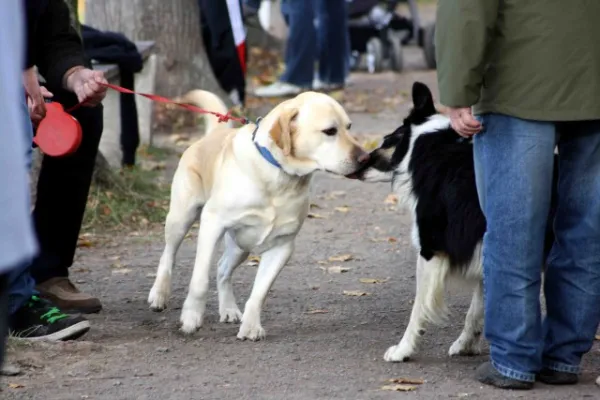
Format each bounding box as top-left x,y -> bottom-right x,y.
347,0 -> 436,73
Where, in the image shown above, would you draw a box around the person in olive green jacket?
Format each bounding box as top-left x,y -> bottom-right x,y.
435,0 -> 600,391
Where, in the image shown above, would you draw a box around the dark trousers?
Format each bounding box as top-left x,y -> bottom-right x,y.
29,91 -> 103,284
198,0 -> 247,105
0,273 -> 9,371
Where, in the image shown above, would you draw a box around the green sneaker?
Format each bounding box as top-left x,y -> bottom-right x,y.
9,295 -> 90,341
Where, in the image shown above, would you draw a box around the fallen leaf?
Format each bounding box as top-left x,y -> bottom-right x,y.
359,277 -> 389,284
309,203 -> 322,209
323,191 -> 346,200
329,90 -> 344,101
8,383 -> 25,389
317,260 -> 329,265
307,212 -> 328,219
77,239 -> 94,248
139,160 -> 166,171
343,290 -> 370,297
595,334 -> 600,340
370,237 -> 398,243
304,309 -> 328,314
112,268 -> 131,274
246,255 -> 261,267
384,194 -> 398,204
328,254 -> 353,262
388,377 -> 425,385
381,384 -> 417,392
334,206 -> 350,213
361,138 -> 380,151
320,266 -> 351,274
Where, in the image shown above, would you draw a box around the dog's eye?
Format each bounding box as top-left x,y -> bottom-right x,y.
322,127 -> 338,136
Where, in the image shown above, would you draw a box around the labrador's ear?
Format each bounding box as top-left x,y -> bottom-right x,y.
270,107 -> 298,156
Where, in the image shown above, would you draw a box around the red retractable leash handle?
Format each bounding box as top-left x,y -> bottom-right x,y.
34,82 -> 248,158
34,100 -> 83,157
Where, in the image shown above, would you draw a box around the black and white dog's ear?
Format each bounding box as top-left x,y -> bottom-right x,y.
412,82 -> 436,114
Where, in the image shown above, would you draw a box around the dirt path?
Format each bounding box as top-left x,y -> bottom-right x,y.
4,11 -> 600,400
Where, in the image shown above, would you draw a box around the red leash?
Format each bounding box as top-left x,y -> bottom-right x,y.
36,83 -> 249,158
66,82 -> 250,125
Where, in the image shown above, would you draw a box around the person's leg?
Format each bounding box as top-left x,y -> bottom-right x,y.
6,96 -> 91,342
253,0 -> 315,97
7,96 -> 38,315
540,120 -> 600,383
29,93 -> 103,314
473,113 -> 557,386
0,273 -> 9,372
315,0 -> 348,87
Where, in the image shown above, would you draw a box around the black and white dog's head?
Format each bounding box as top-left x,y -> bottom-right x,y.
353,82 -> 452,182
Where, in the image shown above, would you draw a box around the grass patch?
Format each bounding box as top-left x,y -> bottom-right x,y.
82,145 -> 175,232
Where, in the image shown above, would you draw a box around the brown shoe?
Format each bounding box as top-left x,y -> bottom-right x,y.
36,277 -> 102,314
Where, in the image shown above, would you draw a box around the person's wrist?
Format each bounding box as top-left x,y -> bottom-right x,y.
63,66 -> 85,91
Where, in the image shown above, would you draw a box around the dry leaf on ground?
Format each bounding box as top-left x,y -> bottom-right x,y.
322,191 -> 346,200
112,268 -> 131,275
343,290 -> 370,297
381,384 -> 417,392
370,237 -> 398,243
77,238 -> 94,248
246,255 -> 261,267
334,206 -> 350,213
387,377 -> 425,385
595,334 -> 600,340
384,194 -> 398,204
310,203 -> 322,209
8,383 -> 25,389
329,90 -> 344,101
359,277 -> 389,284
304,309 -> 328,314
320,266 -> 351,274
317,260 -> 329,265
328,254 -> 353,262
307,212 -> 328,219
362,139 -> 380,151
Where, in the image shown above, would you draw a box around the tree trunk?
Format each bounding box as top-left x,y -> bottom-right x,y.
85,0 -> 228,99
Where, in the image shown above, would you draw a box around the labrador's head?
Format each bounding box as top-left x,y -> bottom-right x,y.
263,91 -> 369,176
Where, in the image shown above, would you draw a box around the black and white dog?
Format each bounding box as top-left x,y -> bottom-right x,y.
354,82 -> 556,362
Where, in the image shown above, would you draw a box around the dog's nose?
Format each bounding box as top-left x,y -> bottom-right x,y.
357,152 -> 370,164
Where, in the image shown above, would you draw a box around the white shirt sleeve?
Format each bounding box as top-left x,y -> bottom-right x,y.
0,0 -> 38,273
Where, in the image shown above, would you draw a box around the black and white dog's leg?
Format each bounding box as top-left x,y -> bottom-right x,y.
217,233 -> 249,323
384,255 -> 449,362
448,281 -> 483,356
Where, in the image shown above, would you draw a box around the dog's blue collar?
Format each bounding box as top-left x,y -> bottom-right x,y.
252,117 -> 282,169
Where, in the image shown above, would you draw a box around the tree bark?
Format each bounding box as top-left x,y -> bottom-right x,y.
85,0 -> 228,99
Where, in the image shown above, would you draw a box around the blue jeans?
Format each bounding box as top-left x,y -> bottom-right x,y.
7,97 -> 37,315
280,0 -> 348,87
474,113 -> 600,382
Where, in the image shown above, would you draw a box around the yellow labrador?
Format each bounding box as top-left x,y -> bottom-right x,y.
148,90 -> 368,340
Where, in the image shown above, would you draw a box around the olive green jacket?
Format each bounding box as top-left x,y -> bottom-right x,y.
435,0 -> 600,121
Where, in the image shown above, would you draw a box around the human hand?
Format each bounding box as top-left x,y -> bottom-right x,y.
448,107 -> 482,138
64,67 -> 108,106
23,67 -> 54,126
